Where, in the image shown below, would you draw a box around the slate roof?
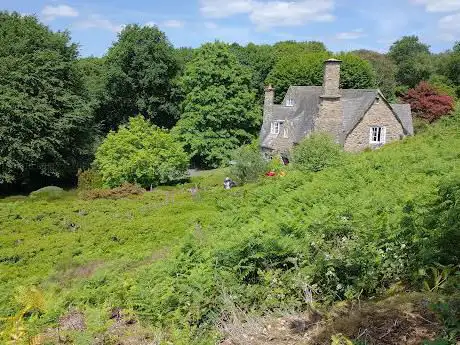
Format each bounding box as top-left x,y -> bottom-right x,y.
261,86 -> 413,150
391,103 -> 414,135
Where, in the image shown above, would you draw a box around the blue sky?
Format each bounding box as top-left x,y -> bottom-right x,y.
3,0 -> 460,57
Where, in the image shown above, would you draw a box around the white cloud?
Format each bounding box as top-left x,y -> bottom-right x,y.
439,12 -> 460,41
200,0 -> 253,18
144,21 -> 157,27
335,28 -> 366,40
41,4 -> 79,21
162,19 -> 185,28
200,0 -> 335,28
250,0 -> 335,28
412,0 -> 460,13
74,14 -> 123,33
204,21 -> 219,29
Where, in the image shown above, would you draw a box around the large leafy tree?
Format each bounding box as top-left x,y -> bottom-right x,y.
77,56 -> 107,110
230,43 -> 276,103
95,116 -> 188,188
266,52 -> 376,103
0,12 -> 95,186
273,40 -> 328,58
98,24 -> 180,131
174,42 -> 261,168
440,42 -> 460,87
389,36 -> 433,88
352,50 -> 397,100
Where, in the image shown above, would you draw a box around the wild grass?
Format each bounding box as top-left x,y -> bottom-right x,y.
1,115 -> 460,343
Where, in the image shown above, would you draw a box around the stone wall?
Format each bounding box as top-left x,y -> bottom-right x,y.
315,97 -> 344,143
344,100 -> 404,152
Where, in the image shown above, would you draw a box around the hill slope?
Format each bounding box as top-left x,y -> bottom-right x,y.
1,114 -> 459,344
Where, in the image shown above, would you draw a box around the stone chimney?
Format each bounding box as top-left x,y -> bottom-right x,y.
263,84 -> 275,126
315,59 -> 344,143
264,84 -> 274,106
322,58 -> 342,98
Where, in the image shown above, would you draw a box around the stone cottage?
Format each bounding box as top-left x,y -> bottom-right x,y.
260,58 -> 413,155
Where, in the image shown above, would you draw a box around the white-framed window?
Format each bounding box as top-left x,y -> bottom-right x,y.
283,126 -> 289,138
271,121 -> 280,135
286,97 -> 294,107
369,126 -> 386,144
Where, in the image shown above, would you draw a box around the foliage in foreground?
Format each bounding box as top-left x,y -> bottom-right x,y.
1,113 -> 460,343
292,133 -> 344,172
95,116 -> 188,188
229,143 -> 268,185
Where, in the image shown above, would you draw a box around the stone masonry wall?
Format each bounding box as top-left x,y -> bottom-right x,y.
344,100 -> 404,152
315,97 -> 344,143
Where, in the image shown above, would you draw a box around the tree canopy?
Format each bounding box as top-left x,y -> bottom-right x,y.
266,52 -> 376,103
389,36 -> 433,87
174,42 -> 261,168
95,116 -> 188,188
97,24 -> 181,132
352,50 -> 397,100
0,12 -> 95,186
230,43 -> 276,102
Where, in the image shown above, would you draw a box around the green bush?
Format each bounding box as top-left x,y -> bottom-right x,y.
77,168 -> 104,190
79,182 -> 145,200
292,133 -> 344,172
230,144 -> 268,185
95,116 -> 189,188
29,186 -> 65,200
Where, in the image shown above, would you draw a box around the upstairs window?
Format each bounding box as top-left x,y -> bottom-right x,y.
283,126 -> 289,138
369,126 -> 386,144
286,97 -> 294,107
271,121 -> 280,135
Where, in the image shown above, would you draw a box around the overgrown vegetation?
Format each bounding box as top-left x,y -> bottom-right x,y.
95,116 -> 188,188
229,143 -> 268,185
292,133 -> 344,173
1,111 -> 459,344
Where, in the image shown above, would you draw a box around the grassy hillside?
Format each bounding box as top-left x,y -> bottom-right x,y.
1,115 -> 459,344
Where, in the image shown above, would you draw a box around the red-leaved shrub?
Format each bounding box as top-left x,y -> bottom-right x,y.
402,81 -> 454,123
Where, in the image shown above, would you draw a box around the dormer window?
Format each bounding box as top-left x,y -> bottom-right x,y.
271,121 -> 280,135
286,97 -> 294,107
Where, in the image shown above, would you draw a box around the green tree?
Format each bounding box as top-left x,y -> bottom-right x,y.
77,56 -> 107,109
389,36 -> 433,87
440,42 -> 460,88
352,50 -> 397,100
98,24 -> 180,131
174,42 -> 261,168
95,116 -> 188,188
0,12 -> 95,185
266,52 -> 376,103
230,43 -> 276,103
273,40 -> 328,58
